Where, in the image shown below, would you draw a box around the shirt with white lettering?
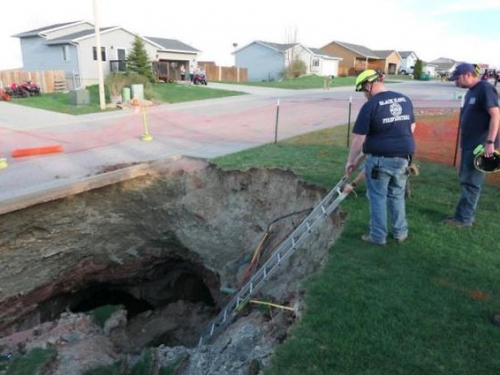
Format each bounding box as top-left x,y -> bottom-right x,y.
353,91 -> 415,157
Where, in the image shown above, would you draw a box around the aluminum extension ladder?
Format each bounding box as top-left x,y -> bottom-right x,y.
198,177 -> 349,346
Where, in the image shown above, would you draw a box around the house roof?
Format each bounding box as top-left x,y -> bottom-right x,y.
233,40 -> 299,54
12,21 -> 90,38
374,50 -> 400,59
429,57 -> 456,71
398,51 -> 416,58
13,20 -> 199,54
144,37 -> 200,53
326,41 -> 380,58
234,40 -> 341,60
45,27 -> 117,45
308,47 -> 342,60
256,41 -> 299,52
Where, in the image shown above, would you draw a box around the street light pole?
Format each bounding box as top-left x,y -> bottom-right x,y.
93,0 -> 106,110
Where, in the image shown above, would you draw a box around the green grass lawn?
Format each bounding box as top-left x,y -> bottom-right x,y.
211,125 -> 500,375
222,74 -> 414,89
5,82 -> 246,115
225,74 -> 356,89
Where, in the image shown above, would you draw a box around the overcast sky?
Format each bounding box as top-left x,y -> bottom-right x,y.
1,0 -> 499,70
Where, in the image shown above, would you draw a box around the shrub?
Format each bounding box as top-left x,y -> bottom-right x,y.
105,73 -> 128,100
283,59 -> 307,79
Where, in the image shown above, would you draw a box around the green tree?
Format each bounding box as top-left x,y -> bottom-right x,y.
127,36 -> 155,83
413,58 -> 424,80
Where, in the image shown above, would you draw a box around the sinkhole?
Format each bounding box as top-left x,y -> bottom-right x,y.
0,157 -> 342,356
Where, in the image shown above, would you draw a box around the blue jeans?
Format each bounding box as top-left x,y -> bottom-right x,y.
365,155 -> 409,244
454,148 -> 485,224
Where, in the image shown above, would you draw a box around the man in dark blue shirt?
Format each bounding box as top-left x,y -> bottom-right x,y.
345,69 -> 416,245
444,63 -> 500,227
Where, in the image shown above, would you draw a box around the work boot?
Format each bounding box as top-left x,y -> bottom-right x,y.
361,234 -> 386,246
394,233 -> 408,243
443,216 -> 472,227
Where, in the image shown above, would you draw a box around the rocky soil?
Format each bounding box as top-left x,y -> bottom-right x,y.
0,156 -> 344,374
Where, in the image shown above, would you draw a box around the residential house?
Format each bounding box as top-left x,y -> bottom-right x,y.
429,57 -> 457,77
320,41 -> 401,75
145,36 -> 200,82
398,51 -> 418,75
397,51 -> 439,77
12,21 -> 200,89
421,62 -> 438,77
374,50 -> 401,75
233,40 -> 341,82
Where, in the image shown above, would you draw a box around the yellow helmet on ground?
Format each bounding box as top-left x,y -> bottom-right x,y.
355,69 -> 382,92
473,145 -> 500,173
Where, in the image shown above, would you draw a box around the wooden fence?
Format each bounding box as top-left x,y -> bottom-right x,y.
0,70 -> 66,94
155,62 -> 248,83
0,65 -> 247,93
201,65 -> 248,82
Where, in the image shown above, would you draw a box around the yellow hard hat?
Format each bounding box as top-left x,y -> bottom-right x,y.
473,145 -> 500,173
355,69 -> 382,92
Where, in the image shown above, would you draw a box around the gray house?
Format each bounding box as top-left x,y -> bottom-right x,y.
12,21 -> 200,89
233,40 -> 341,82
429,57 -> 457,76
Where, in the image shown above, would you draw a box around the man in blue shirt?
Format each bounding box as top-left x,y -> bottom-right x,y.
345,69 -> 416,245
444,62 -> 500,227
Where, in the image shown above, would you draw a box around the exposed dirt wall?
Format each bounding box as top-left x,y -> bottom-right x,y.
0,156 -> 343,374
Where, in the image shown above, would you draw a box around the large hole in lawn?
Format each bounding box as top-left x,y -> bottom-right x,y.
0,157 -> 342,357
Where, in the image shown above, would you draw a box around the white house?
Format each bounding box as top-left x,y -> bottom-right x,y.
233,40 -> 341,82
422,62 -> 438,77
12,21 -> 200,89
398,51 -> 418,75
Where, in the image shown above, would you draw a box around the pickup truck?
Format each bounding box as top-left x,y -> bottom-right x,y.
399,66 -> 414,75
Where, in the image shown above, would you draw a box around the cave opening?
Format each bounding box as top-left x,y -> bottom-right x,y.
71,288 -> 154,318
30,257 -> 219,340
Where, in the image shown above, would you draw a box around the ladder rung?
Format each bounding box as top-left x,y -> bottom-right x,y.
197,178 -> 349,346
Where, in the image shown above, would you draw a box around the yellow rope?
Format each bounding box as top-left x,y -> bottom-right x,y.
249,299 -> 295,312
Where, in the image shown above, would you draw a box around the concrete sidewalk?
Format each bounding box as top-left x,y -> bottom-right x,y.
0,81 -> 462,213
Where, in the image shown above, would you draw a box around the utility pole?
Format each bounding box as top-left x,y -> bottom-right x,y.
93,0 -> 106,110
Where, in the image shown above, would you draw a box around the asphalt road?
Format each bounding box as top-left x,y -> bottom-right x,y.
0,80 -> 463,210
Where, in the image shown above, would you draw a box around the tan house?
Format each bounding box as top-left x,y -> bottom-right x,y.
320,41 -> 401,76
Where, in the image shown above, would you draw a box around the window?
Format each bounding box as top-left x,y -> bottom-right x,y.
312,59 -> 320,67
92,46 -> 107,61
62,45 -> 70,61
